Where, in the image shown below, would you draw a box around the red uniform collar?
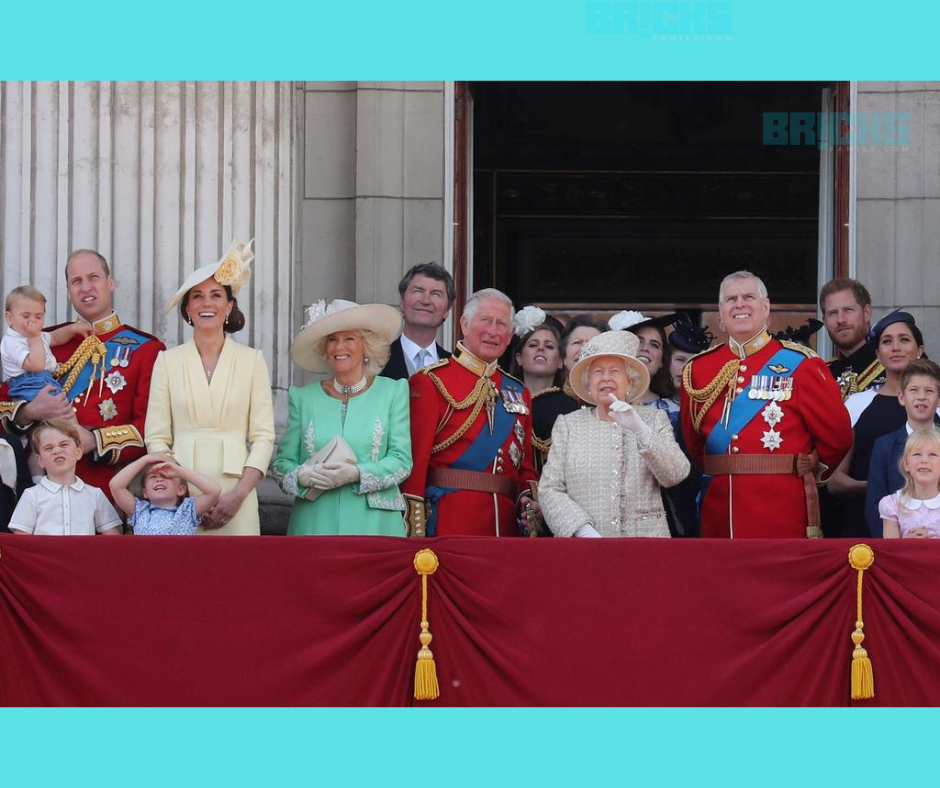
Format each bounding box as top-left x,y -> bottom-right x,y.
452,342 -> 499,378
728,329 -> 772,359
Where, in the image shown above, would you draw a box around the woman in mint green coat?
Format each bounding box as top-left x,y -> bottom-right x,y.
272,299 -> 412,536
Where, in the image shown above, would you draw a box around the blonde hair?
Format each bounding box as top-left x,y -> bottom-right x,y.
31,419 -> 81,453
5,285 -> 47,313
898,427 -> 940,510
311,328 -> 391,378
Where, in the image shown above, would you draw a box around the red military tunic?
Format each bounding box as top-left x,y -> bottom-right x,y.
402,343 -> 537,537
0,312 -> 165,506
680,330 -> 852,538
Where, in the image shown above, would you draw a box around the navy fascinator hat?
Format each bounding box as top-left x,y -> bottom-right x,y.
668,313 -> 714,354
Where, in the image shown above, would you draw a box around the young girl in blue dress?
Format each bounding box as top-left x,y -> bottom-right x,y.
109,452 -> 221,535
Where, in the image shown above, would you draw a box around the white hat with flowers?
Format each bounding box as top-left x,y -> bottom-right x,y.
165,238 -> 255,314
290,299 -> 403,373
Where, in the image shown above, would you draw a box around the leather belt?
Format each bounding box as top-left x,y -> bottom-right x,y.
704,454 -> 799,475
704,451 -> 822,538
428,467 -> 518,499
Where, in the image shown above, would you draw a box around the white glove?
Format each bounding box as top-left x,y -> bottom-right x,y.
316,459 -> 361,490
608,395 -> 653,446
574,523 -> 603,538
298,459 -> 327,490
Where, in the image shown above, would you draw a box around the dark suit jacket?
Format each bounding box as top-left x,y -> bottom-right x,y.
380,337 -> 450,380
0,432 -> 33,533
866,426 -> 907,538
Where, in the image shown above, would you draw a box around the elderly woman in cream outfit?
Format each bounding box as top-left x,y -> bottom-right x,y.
145,240 -> 275,535
539,330 -> 690,538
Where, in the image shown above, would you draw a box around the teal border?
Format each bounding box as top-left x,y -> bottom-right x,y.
3,0 -> 940,78
2,0 -> 936,782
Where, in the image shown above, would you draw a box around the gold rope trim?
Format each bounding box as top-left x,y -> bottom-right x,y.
848,543 -> 875,700
55,336 -> 108,397
682,358 -> 739,433
428,374 -> 497,454
413,548 -> 440,701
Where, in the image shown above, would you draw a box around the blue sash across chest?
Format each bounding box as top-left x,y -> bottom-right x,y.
704,347 -> 805,456
64,327 -> 149,402
425,374 -> 523,534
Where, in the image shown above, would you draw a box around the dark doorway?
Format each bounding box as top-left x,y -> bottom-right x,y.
470,81 -> 834,329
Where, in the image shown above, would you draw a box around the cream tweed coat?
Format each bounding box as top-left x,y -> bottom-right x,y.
539,406 -> 690,537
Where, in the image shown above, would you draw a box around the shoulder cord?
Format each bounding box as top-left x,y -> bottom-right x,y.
682,358 -> 740,433
55,336 -> 109,395
428,372 -> 498,454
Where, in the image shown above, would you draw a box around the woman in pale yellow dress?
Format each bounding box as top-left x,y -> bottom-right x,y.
145,240 -> 275,535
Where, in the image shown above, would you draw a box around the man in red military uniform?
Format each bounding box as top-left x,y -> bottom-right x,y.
402,288 -> 538,537
681,271 -> 852,538
0,249 -> 165,506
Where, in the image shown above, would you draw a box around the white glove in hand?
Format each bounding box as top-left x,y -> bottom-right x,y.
298,460 -> 328,490
574,523 -> 603,538
608,395 -> 652,446
318,459 -> 361,489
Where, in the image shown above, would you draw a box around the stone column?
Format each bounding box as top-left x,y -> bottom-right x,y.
855,81 -> 940,350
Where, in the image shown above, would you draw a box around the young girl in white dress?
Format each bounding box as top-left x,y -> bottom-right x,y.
879,428 -> 940,539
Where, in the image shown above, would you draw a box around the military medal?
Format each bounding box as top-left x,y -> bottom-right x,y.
104,370 -> 127,394
119,347 -> 131,368
513,421 -> 525,446
509,441 -> 523,469
761,429 -> 783,451
501,388 -> 529,415
98,398 -> 118,421
762,401 -> 784,428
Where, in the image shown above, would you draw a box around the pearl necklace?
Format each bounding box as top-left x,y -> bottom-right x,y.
332,376 -> 367,397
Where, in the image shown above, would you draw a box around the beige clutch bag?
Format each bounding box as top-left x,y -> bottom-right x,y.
302,435 -> 357,502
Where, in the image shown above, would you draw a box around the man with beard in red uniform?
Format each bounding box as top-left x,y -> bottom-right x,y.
0,249 -> 165,510
680,271 -> 851,538
402,288 -> 539,537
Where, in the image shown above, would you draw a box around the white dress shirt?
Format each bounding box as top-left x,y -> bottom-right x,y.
399,333 -> 440,377
9,476 -> 122,535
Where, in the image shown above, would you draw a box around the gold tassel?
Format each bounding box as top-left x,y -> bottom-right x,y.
413,548 -> 440,701
848,544 -> 875,700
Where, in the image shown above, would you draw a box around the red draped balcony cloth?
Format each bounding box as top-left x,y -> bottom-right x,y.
1,536 -> 937,706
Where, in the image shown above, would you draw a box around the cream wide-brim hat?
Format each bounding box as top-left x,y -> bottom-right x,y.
568,330 -> 651,405
290,299 -> 403,373
165,238 -> 255,314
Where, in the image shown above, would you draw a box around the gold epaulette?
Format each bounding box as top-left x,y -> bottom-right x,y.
689,342 -> 726,361
418,359 -> 449,375
780,340 -> 818,358
95,424 -> 144,465
499,367 -> 525,387
532,386 -> 560,401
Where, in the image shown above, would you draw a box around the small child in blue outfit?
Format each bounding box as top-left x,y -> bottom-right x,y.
109,452 -> 221,535
2,285 -> 94,400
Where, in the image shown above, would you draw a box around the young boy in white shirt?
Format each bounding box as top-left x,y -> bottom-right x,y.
9,418 -> 122,535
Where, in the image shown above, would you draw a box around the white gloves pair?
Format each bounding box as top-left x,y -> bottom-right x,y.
299,458 -> 360,491
607,395 -> 653,447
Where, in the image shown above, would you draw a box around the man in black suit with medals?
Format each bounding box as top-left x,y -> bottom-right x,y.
381,262 -> 455,380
